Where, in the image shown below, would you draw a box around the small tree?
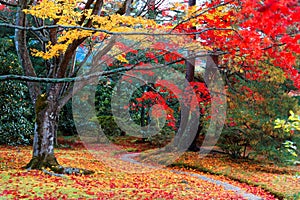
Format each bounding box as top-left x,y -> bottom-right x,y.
219,77 -> 299,159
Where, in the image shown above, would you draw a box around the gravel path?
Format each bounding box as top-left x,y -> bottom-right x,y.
121,153 -> 264,200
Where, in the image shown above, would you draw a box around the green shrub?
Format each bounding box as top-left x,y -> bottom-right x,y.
144,126 -> 176,147
273,111 -> 300,165
218,76 -> 299,162
97,115 -> 123,136
96,115 -> 175,147
58,100 -> 78,136
0,38 -> 34,145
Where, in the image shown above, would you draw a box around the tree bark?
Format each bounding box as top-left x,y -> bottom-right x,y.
185,0 -> 199,152
25,89 -> 94,175
25,87 -> 60,170
14,0 -> 40,104
14,0 -> 60,171
173,47 -> 198,149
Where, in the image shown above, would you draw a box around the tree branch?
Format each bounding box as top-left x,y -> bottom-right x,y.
14,0 -> 41,103
0,68 -> 129,83
0,23 -> 236,36
0,51 -> 216,84
78,0 -> 95,25
57,0 -> 104,80
57,35 -> 117,108
0,0 -> 17,7
136,0 -> 150,16
171,0 -> 234,31
84,0 -> 103,27
116,0 -> 133,15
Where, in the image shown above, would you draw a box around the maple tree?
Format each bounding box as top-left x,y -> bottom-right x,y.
0,0 -> 163,173
0,0 -> 299,174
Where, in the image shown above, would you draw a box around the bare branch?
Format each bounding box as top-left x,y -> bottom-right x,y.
0,0 -> 17,7
116,0 -> 133,15
0,23 -> 236,36
172,0 -> 234,31
78,0 -> 95,25
0,68 -> 128,83
0,51 -> 216,84
136,0 -> 149,16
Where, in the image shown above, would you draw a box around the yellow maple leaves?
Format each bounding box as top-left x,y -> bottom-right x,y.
31,29 -> 93,59
23,0 -> 87,24
24,0 -> 158,61
93,14 -> 156,30
23,0 -> 62,20
115,54 -> 129,64
274,110 -> 300,132
31,44 -> 67,60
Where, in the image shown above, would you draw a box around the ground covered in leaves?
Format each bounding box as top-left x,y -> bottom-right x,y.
0,142 -> 298,199
138,150 -> 300,200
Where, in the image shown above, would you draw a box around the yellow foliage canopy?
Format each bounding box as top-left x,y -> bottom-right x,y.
23,0 -> 157,60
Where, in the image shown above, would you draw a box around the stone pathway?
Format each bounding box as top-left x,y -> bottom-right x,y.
121,153 -> 264,200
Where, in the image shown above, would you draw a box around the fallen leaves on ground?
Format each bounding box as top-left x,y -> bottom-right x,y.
139,151 -> 299,199
0,145 -> 251,199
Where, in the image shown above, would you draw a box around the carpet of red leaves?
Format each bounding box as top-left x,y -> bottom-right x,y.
0,139 -> 297,199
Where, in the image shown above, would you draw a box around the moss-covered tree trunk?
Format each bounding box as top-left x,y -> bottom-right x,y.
25,91 -> 94,175
25,90 -> 61,170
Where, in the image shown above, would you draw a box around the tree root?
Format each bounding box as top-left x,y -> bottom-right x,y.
50,165 -> 94,175
24,156 -> 94,176
42,169 -> 66,177
41,166 -> 94,176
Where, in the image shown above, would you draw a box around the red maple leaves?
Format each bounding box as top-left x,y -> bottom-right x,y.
166,0 -> 300,88
0,4 -> 5,10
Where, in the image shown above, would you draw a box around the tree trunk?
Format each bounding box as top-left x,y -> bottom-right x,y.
185,0 -> 199,152
25,93 -> 60,170
13,0 -> 96,175
24,90 -> 94,175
